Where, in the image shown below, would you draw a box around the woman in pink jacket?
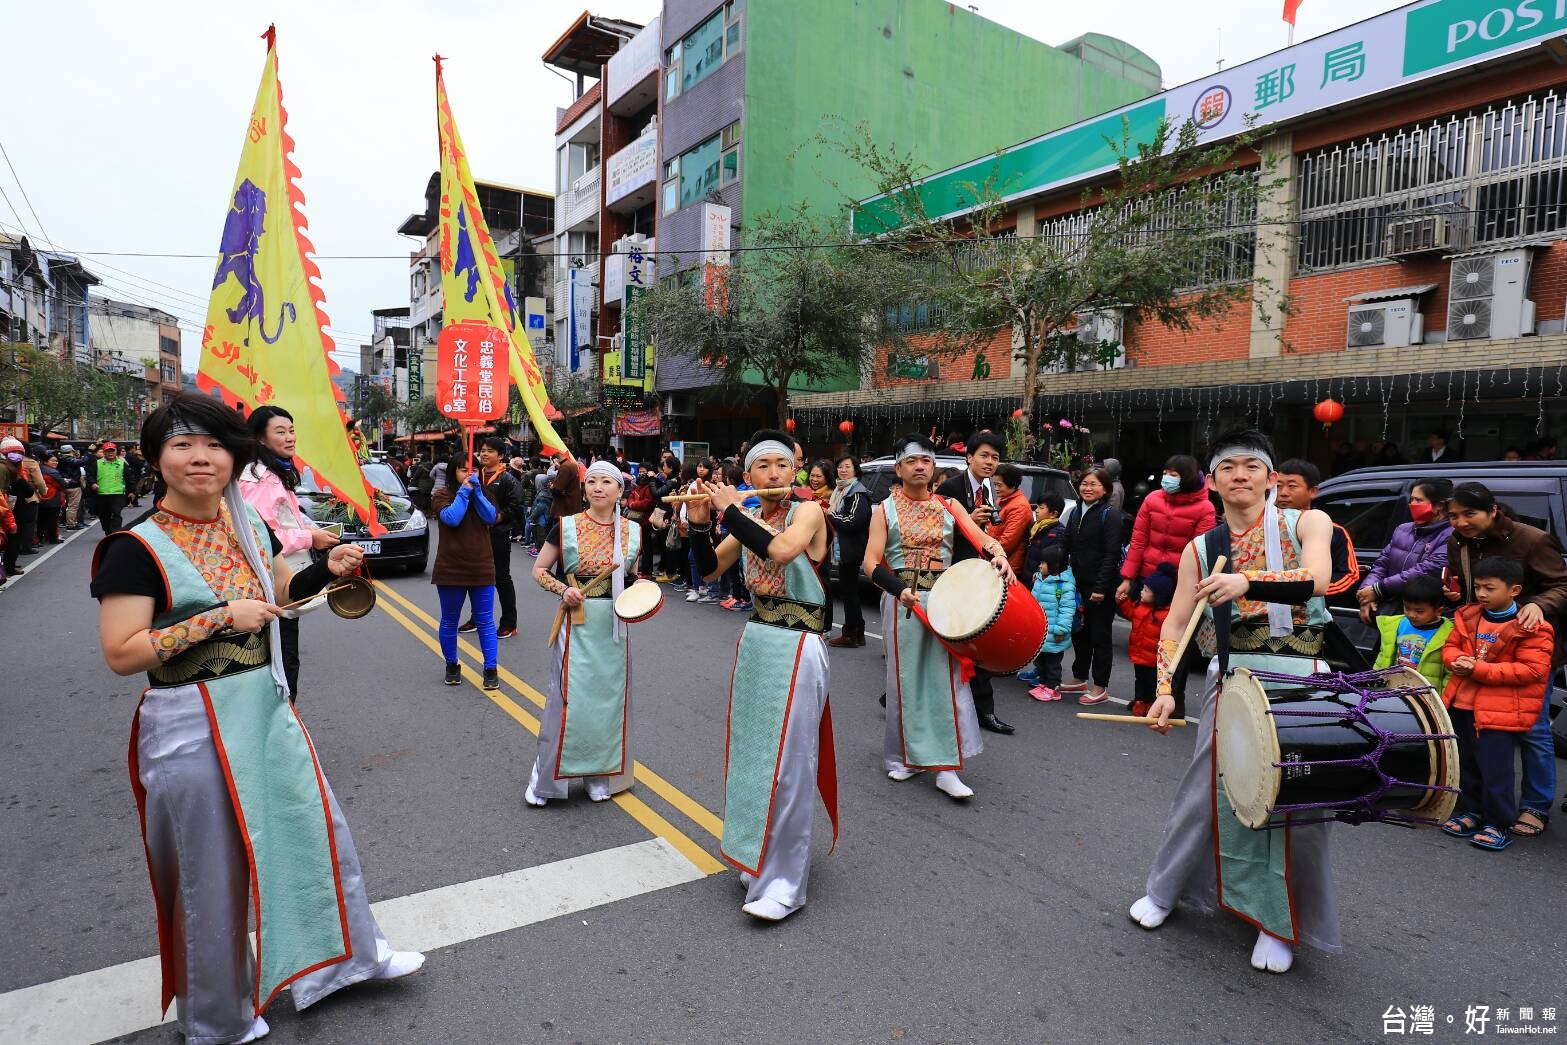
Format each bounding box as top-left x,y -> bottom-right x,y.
1115,454 -> 1215,717
239,405 -> 340,700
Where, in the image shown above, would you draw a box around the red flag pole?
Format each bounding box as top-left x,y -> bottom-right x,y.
464,424 -> 475,475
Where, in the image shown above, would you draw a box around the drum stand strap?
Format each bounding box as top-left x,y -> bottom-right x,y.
1245,667 -> 1459,829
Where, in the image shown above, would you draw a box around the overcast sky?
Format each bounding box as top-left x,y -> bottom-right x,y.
2,0 -> 1405,371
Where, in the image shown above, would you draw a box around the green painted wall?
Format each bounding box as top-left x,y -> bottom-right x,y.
742,0 -> 1158,228
740,0 -> 1158,392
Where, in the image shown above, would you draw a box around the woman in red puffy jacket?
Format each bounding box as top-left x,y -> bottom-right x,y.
1115,454 -> 1216,603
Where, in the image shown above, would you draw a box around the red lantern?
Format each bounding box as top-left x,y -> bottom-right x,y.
1313,398 -> 1345,428
838,419 -> 854,436
784,418 -> 796,433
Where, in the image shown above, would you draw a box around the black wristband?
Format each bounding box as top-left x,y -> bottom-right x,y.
289,558 -> 336,602
692,527 -> 719,579
1243,577 -> 1316,604
871,563 -> 907,598
722,505 -> 777,561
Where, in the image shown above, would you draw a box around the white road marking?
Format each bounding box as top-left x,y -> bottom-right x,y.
0,521 -> 97,592
0,838 -> 706,1045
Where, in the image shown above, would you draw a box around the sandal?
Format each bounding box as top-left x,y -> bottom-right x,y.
1441,813 -> 1482,838
1470,825 -> 1512,851
1511,808 -> 1548,838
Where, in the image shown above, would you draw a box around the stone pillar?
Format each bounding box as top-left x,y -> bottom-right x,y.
1249,132 -> 1297,359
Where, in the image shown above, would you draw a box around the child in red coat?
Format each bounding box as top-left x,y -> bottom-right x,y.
1439,556 -> 1556,852
1118,563 -> 1177,718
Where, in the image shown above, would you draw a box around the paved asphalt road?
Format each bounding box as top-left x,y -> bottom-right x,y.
2,522 -> 1564,1044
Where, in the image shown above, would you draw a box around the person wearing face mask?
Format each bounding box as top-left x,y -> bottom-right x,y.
3,437 -> 47,577
1357,478 -> 1453,624
1117,455 -> 1216,603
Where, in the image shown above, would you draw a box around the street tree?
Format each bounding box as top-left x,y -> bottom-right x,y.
403,395 -> 456,436
638,204 -> 913,427
820,117 -> 1280,438
16,348 -> 94,437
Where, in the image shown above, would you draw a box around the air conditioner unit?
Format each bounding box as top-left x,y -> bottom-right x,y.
1346,299 -> 1423,349
1446,248 -> 1536,341
609,333 -> 625,352
662,392 -> 695,417
612,233 -> 650,254
1385,213 -> 1464,258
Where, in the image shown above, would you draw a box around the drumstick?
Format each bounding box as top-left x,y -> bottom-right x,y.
661,487 -> 793,504
1170,554 -> 1228,669
546,564 -> 618,647
275,581 -> 356,613
1076,713 -> 1189,727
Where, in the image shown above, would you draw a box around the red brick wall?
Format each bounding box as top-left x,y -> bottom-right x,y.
872,327 -> 1013,388
1124,295 -> 1250,366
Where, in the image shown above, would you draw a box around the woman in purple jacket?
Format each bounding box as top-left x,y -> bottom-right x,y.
1357,477 -> 1452,622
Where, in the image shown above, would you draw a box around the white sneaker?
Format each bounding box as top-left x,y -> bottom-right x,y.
741,896 -> 797,922
934,770 -> 974,799
524,784 -> 546,807
1129,895 -> 1172,930
1250,932 -> 1294,974
236,1016 -> 270,1043
373,950 -> 426,980
886,767 -> 918,782
685,590 -> 700,603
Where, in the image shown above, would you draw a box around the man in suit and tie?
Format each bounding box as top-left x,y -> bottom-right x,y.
936,430 -> 1015,735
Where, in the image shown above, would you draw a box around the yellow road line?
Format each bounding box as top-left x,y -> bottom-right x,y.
374,580 -> 726,842
372,593 -> 727,876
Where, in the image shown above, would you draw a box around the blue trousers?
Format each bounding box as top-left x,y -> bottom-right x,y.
438,584 -> 497,669
1518,676 -> 1558,814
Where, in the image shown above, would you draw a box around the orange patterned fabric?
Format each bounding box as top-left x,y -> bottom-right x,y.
155,504 -> 265,602
742,503 -> 793,598
1229,513 -> 1310,627
572,513 -> 633,575
891,488 -> 946,569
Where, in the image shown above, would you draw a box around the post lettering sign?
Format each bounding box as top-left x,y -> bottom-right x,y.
436,320 -> 509,424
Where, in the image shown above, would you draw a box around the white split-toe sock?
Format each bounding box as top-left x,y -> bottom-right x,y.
524,784 -> 546,807
934,771 -> 974,799
374,950 -> 426,980
741,896 -> 798,922
236,1016 -> 270,1043
886,767 -> 918,782
1128,895 -> 1172,930
586,783 -> 612,802
1250,932 -> 1294,973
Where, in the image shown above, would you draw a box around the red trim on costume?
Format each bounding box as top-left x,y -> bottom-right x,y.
719,632 -> 804,876
1208,678 -> 1300,945
888,589 -> 965,771
551,614 -> 633,780
818,698 -> 839,853
127,690 -> 178,1016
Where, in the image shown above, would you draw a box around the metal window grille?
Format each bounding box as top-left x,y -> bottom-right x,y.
1298,89 -> 1567,272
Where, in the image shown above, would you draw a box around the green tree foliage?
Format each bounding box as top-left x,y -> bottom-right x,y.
638,205 -> 915,426
402,395 -> 456,435
15,348 -> 95,436
819,117 -> 1281,443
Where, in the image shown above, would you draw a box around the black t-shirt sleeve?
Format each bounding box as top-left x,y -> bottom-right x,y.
544,521 -> 562,548
90,534 -> 170,613
267,527 -> 283,556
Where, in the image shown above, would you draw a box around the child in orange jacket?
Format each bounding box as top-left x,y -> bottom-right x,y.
1440,556 -> 1555,852
1118,563 -> 1177,719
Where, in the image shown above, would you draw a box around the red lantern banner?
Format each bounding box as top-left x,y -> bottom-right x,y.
437,321 -> 510,424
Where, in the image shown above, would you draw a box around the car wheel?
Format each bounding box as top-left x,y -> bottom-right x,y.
407,556 -> 428,575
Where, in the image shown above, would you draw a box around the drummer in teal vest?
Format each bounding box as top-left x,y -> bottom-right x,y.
1132,425 -> 1341,974
527,460 -> 641,806
91,394 -> 424,1044
862,434 -> 1013,800
688,429 -> 837,922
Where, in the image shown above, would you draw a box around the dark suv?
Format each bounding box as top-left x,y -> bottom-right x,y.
1314,461 -> 1567,753
858,456 -> 1076,508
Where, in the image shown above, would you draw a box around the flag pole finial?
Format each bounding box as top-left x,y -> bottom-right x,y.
433,53 -> 445,75
262,24 -> 277,51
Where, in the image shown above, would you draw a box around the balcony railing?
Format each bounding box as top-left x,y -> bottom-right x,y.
555,167 -> 601,232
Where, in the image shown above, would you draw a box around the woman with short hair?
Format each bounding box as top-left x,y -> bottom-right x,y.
827,455 -> 872,648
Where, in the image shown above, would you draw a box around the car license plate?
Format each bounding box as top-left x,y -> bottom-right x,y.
356,540 -> 382,554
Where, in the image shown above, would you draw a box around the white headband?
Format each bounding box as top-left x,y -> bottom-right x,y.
1209,445 -> 1274,473
744,440 -> 794,472
895,441 -> 934,463
584,460 -> 625,487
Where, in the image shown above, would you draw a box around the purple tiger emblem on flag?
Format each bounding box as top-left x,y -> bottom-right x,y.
212,179 -> 296,344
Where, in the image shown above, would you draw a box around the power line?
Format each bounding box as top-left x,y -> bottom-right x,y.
0,136 -> 55,248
